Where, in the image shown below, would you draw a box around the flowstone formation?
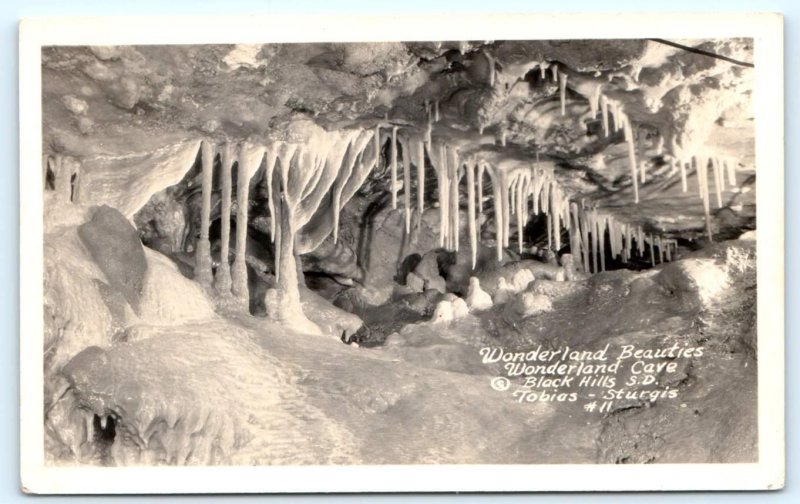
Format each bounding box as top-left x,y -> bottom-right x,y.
42,39 -> 757,466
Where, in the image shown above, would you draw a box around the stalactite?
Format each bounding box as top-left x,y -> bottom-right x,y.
578,205 -> 590,273
623,116 -> 640,203
448,147 -> 461,253
637,126 -> 647,184
589,85 -> 600,118
414,137 -> 425,232
540,63 -> 547,79
194,141 -> 214,287
434,100 -> 440,122
559,72 -> 568,116
501,170 -> 511,248
649,235 -> 656,267
655,134 -> 664,156
233,143 -> 264,303
486,52 -> 496,86
665,240 -> 673,262
598,214 -> 606,272
467,160 -> 477,268
516,176 -> 524,253
613,104 -> 622,132
390,126 -> 398,210
677,159 -> 687,193
711,157 -> 723,208
400,133 -> 413,234
477,162 -> 485,218
600,95 -> 609,137
725,159 -> 736,186
626,223 -> 633,260
501,129 -> 507,147
589,209 -> 598,274
636,226 -> 644,256
696,156 -> 713,242
552,184 -> 561,252
570,202 -> 582,270
510,176 -> 517,216
215,142 -> 234,294
491,167 -> 504,261
657,236 -> 665,264
551,63 -> 558,82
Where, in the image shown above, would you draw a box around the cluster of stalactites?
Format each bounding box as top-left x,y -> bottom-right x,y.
569,205 -> 677,274
191,126 -> 384,306
564,79 -> 740,242
42,154 -> 81,204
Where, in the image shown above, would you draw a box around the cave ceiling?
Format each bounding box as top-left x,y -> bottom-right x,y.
42,39 -> 755,239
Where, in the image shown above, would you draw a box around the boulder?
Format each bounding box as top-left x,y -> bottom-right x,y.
78,205 -> 147,312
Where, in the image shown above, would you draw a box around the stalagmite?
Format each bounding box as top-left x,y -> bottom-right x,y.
600,95 -> 609,137
390,126 -> 398,210
613,104 -> 622,132
559,72 -> 568,116
657,236 -> 665,264
655,135 -> 664,156
665,240 -> 673,262
215,142 -> 234,295
467,160 -> 477,268
194,141 -> 214,287
623,117 -> 640,203
501,129 -> 507,147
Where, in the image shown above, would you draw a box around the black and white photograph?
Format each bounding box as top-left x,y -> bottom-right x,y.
19,13 -> 784,494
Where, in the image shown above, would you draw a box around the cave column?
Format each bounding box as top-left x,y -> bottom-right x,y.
214,142 -> 233,295
194,141 -> 214,287
232,144 -> 255,304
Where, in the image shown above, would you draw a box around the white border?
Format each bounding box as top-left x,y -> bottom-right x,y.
19,12 -> 785,494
